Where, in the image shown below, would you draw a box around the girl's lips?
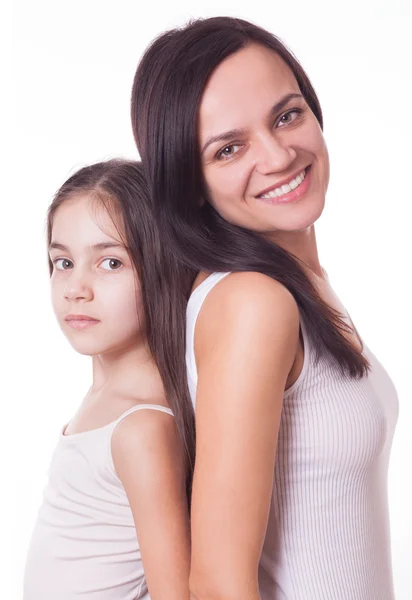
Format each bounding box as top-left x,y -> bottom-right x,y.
65,316 -> 100,330
256,166 -> 311,206
66,319 -> 100,330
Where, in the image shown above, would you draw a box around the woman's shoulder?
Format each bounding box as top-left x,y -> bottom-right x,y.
196,271 -> 300,345
205,271 -> 297,315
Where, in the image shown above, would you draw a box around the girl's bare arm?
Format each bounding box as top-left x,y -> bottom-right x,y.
113,409 -> 191,600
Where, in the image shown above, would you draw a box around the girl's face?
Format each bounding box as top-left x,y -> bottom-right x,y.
49,194 -> 143,357
198,44 -> 329,236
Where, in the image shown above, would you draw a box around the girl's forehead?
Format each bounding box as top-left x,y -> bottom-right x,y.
51,193 -> 124,247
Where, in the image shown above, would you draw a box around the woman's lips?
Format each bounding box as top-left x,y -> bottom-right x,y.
256,166 -> 311,206
65,315 -> 100,330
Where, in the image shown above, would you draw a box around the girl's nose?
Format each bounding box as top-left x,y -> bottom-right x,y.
64,271 -> 93,302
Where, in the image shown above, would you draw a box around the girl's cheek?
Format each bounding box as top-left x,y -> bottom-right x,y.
102,276 -> 138,307
52,276 -> 68,295
50,275 -> 62,295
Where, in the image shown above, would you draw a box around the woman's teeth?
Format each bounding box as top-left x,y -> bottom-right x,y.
259,169 -> 306,199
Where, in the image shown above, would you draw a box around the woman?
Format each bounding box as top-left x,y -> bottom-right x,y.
131,17 -> 398,600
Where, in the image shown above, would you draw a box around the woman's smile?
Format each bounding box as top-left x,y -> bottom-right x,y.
256,166 -> 311,205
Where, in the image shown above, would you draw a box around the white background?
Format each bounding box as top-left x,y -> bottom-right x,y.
9,0 -> 411,598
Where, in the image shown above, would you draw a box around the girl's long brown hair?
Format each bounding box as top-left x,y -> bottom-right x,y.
131,16 -> 369,378
47,159 -> 195,497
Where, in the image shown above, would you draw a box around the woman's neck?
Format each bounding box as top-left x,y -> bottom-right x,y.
267,224 -> 324,279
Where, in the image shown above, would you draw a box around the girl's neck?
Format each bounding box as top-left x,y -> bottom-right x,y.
91,340 -> 164,401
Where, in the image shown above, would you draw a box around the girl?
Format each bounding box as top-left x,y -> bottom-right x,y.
23,160 -> 193,600
131,17 -> 399,600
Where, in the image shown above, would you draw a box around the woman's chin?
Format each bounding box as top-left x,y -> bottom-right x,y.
262,193 -> 326,234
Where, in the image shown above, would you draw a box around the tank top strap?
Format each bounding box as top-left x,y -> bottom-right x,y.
114,404 -> 174,429
187,272 -> 231,324
186,272 -> 231,407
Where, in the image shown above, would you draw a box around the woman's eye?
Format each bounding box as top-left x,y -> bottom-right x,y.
277,109 -> 301,128
54,258 -> 73,270
216,144 -> 242,160
100,258 -> 123,271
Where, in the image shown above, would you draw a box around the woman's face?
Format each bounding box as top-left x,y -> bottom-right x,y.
198,44 -> 329,236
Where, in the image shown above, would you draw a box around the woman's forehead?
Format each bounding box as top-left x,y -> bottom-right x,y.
199,44 -> 300,141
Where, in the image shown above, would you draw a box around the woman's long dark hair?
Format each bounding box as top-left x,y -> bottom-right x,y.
131,16 -> 369,378
47,160 -> 195,496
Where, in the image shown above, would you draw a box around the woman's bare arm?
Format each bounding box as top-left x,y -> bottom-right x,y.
189,272 -> 299,600
112,409 -> 191,600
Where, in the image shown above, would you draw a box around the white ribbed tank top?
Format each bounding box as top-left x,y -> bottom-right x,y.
186,272 -> 398,600
23,404 -> 174,600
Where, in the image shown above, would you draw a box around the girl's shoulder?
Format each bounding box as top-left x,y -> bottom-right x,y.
111,395 -> 174,429
112,402 -> 175,438
111,401 -> 182,483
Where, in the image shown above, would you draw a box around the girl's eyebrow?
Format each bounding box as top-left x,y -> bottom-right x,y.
48,242 -> 126,252
201,92 -> 304,155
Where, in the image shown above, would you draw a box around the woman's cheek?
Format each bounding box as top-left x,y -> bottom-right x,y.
207,163 -> 251,215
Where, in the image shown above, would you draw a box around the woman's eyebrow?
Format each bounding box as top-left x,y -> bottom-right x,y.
269,92 -> 303,119
201,92 -> 304,155
201,128 -> 247,155
48,242 -> 126,252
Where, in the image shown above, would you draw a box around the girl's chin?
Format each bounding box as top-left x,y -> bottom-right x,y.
67,344 -> 105,357
67,337 -> 141,358
64,335 -> 116,357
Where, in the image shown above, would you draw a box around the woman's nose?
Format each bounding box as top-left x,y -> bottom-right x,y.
254,134 -> 297,175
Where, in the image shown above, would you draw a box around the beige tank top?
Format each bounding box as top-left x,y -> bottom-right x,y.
186,272 -> 399,600
23,404 -> 174,600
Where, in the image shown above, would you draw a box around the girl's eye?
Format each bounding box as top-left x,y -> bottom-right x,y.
100,258 -> 123,271
216,144 -> 242,161
54,258 -> 73,270
277,109 -> 302,128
